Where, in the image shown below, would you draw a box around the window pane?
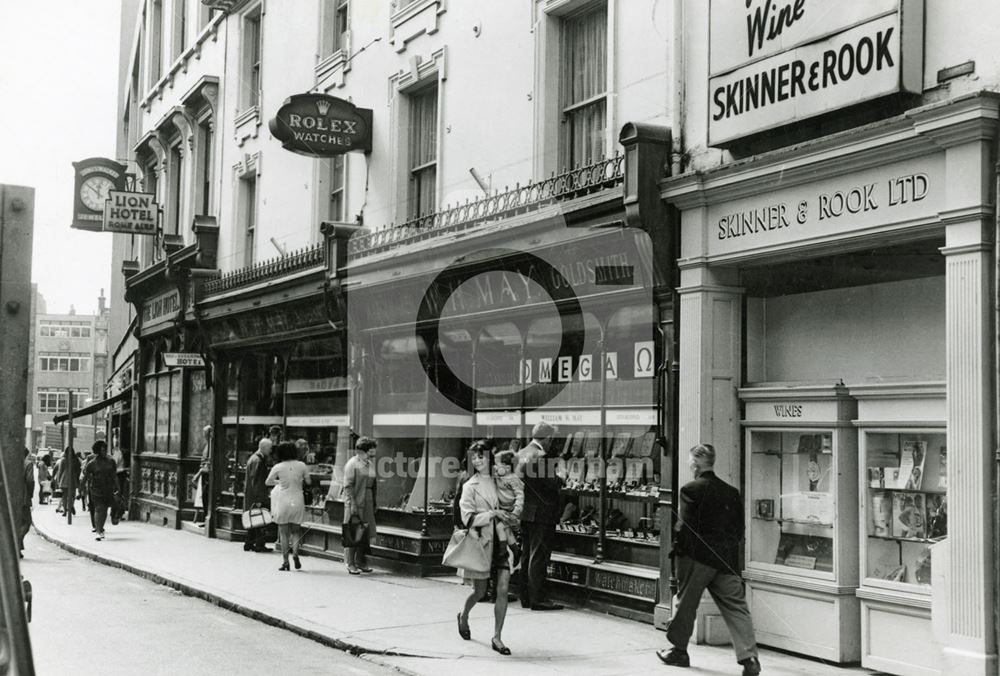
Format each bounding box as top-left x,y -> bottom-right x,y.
562,5 -> 607,167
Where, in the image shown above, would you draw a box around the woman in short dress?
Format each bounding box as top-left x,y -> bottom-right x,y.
342,437 -> 378,575
456,441 -> 515,655
265,441 -> 311,571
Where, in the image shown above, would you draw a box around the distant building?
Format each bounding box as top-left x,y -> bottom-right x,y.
30,291 -> 110,451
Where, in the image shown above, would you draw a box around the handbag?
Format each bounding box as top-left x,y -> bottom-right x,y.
241,507 -> 273,530
442,524 -> 491,573
341,514 -> 368,548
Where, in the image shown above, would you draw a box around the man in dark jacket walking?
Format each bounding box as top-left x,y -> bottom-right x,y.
83,440 -> 119,541
518,421 -> 564,611
658,443 -> 761,675
243,438 -> 273,552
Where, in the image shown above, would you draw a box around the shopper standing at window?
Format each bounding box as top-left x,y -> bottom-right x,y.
518,421 -> 564,611
658,443 -> 761,676
243,438 -> 274,553
342,437 -> 377,575
266,441 -> 311,571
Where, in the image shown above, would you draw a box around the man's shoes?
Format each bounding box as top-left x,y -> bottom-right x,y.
520,599 -> 531,609
740,656 -> 761,676
254,546 -> 273,553
656,648 -> 690,667
530,601 -> 563,611
243,543 -> 253,552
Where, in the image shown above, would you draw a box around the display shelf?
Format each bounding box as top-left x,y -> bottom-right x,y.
560,487 -> 659,504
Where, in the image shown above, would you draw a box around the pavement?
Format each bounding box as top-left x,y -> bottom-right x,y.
32,505 -> 879,676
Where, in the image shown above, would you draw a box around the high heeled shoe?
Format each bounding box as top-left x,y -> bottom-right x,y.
293,554 -> 301,570
491,638 -> 511,655
457,613 -> 470,640
279,562 -> 290,571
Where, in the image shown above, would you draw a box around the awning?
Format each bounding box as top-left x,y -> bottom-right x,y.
53,388 -> 132,425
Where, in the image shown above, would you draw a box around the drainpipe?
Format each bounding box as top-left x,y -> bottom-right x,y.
993,140 -> 1000,661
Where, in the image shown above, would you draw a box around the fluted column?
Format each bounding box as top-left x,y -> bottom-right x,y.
941,236 -> 997,675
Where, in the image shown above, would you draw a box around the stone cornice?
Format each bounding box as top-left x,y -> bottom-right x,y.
662,92 -> 1000,211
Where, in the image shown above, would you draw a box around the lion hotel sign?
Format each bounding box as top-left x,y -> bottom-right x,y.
269,94 -> 373,157
708,0 -> 924,145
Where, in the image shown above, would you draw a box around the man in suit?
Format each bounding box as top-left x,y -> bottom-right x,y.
518,421 -> 564,611
658,443 -> 761,676
243,438 -> 273,552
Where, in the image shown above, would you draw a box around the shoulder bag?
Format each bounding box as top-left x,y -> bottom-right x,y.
442,515 -> 491,573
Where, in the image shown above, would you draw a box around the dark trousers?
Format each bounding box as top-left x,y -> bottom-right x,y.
666,555 -> 758,662
520,520 -> 555,606
91,498 -> 111,535
245,526 -> 267,551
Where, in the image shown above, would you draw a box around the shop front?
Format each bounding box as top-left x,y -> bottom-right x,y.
664,93 -> 998,673
197,244 -> 353,543
328,137 -> 679,617
123,221 -> 219,530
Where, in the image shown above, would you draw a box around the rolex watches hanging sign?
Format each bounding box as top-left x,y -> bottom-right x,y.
269,93 -> 373,157
71,157 -> 128,232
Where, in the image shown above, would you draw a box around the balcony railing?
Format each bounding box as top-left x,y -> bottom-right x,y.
348,154 -> 624,260
202,243 -> 324,297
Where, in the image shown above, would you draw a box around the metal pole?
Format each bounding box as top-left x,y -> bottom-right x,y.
420,358 -> 431,537
596,332 -> 607,564
67,389 -> 74,525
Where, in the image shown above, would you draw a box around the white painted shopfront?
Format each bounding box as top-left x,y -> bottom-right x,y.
663,92 -> 998,675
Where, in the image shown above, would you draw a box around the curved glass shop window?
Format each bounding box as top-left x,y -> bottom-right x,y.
374,334 -> 429,413
605,303 -> 656,406
435,327 -> 474,410
523,312 -> 601,409
239,353 -> 285,418
475,322 -> 523,410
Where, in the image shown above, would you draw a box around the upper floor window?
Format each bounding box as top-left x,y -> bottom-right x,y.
198,118 -> 214,216
242,7 -> 262,110
149,0 -> 164,85
173,0 -> 188,59
329,155 -> 346,221
39,353 -> 91,373
407,84 -> 438,219
39,322 -> 92,338
37,389 -> 89,414
168,142 -> 183,235
321,0 -> 349,58
560,3 -> 607,168
241,175 -> 257,267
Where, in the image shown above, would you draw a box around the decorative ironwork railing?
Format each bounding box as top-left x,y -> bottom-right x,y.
348,154 -> 624,260
202,243 -> 324,296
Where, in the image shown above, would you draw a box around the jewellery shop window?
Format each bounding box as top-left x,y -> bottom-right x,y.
747,430 -> 836,576
142,348 -> 183,456
475,321 -> 522,413
285,339 -> 350,507
862,430 -> 946,588
604,304 -> 657,407
522,313 -> 601,409
374,334 -> 429,414
220,354 -> 285,505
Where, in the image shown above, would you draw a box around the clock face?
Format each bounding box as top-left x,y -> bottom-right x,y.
79,175 -> 116,211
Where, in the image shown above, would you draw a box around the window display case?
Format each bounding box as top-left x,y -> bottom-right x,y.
850,382 -> 947,676
740,384 -> 859,663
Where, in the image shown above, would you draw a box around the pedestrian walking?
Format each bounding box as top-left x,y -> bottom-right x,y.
243,438 -> 274,552
19,448 -> 34,558
266,441 -> 311,571
110,439 -> 129,523
658,443 -> 761,676
55,447 -> 80,516
191,425 -> 212,526
342,437 -> 377,575
79,450 -> 94,513
83,440 -> 119,541
456,442 -> 514,655
37,453 -> 52,505
517,421 -> 564,611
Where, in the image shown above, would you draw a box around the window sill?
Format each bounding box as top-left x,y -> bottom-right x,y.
234,105 -> 260,146
390,0 -> 446,53
315,48 -> 348,91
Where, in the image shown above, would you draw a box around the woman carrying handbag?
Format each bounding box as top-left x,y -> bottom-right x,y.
342,437 -> 378,575
455,441 -> 515,656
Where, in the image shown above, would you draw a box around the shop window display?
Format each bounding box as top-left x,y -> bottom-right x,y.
748,430 -> 836,573
862,431 -> 946,586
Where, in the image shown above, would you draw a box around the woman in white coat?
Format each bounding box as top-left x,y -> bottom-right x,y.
265,441 -> 311,571
456,441 -> 516,655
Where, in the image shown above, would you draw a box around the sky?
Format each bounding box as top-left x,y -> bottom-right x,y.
0,1 -> 122,316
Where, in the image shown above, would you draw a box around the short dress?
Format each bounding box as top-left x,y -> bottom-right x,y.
267,460 -> 309,525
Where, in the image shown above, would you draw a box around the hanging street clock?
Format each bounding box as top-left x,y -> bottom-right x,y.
71,158 -> 128,232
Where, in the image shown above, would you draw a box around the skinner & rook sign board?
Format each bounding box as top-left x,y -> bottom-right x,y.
708,0 -> 924,145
